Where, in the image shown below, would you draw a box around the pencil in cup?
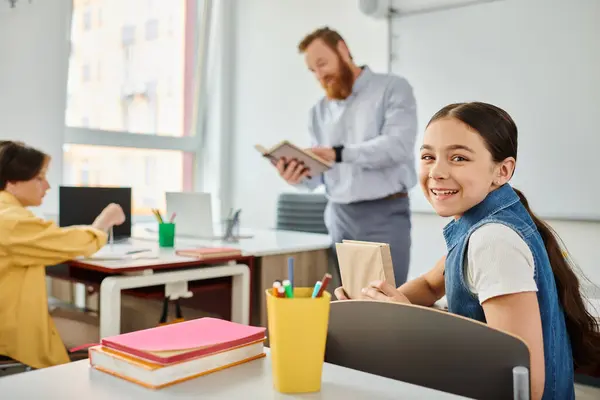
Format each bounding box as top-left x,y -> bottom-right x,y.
272,281 -> 283,297
265,287 -> 331,393
312,273 -> 332,298
287,256 -> 294,289
151,208 -> 164,223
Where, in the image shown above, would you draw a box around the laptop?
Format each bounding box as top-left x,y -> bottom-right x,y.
166,192 -> 218,239
165,192 -> 255,240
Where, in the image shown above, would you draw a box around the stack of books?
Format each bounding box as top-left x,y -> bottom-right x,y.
89,318 -> 266,389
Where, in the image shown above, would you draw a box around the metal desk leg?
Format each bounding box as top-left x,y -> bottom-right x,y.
230,263 -> 250,324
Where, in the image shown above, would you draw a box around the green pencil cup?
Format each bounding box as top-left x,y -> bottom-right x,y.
158,223 -> 175,247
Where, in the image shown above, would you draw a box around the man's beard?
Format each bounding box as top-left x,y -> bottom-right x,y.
321,56 -> 355,100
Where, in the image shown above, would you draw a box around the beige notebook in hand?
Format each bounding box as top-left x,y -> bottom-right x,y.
255,140 -> 332,176
335,240 -> 396,300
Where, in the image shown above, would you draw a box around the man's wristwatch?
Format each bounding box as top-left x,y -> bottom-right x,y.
333,145 -> 344,163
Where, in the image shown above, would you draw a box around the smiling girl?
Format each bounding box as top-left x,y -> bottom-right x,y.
335,102 -> 600,399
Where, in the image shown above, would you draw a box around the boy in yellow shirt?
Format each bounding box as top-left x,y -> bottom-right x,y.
0,141 -> 125,369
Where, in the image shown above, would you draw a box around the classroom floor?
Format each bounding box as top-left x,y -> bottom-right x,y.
576,383 -> 600,399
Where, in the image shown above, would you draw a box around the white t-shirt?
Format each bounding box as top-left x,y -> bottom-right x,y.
465,223 -> 538,304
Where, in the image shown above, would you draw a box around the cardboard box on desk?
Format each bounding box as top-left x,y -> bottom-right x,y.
335,240 -> 396,300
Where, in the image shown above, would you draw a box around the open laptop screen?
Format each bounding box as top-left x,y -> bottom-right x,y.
58,186 -> 132,238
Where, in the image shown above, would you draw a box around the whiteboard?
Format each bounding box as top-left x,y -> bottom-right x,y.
390,0 -> 600,220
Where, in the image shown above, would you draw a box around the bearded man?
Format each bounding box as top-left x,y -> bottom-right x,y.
275,27 -> 418,285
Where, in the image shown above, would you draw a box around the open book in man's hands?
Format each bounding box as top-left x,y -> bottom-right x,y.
255,140 -> 333,176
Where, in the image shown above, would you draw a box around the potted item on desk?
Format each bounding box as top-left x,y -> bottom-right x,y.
153,209 -> 176,248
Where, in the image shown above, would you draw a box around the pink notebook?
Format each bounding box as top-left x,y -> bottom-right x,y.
175,247 -> 241,259
101,318 -> 266,365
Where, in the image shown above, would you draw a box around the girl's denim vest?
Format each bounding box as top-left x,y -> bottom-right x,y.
443,184 -> 574,399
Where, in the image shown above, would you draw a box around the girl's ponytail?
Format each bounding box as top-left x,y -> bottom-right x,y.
514,188 -> 600,372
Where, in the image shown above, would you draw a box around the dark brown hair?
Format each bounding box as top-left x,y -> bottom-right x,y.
297,26 -> 352,58
0,141 -> 49,190
428,102 -> 600,371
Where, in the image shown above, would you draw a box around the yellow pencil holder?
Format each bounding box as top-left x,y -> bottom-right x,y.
266,287 -> 331,394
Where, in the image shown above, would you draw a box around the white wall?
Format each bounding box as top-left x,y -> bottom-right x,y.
226,0 -> 599,288
0,1 -> 70,215
391,0 -> 600,220
408,212 -> 600,287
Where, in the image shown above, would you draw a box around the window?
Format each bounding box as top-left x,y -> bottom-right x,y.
97,60 -> 102,81
63,144 -> 190,217
145,19 -> 159,41
144,156 -> 157,186
81,63 -> 90,82
124,98 -> 157,134
167,15 -> 174,36
121,25 -> 136,47
166,76 -> 173,97
83,7 -> 92,31
66,1 -> 204,137
123,44 -> 134,65
79,160 -> 90,185
146,80 -> 157,97
64,0 -> 211,220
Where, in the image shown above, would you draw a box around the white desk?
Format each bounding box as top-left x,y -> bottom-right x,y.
50,228 -> 333,333
73,226 -> 332,270
131,224 -> 332,257
106,227 -> 332,327
50,240 -> 254,338
97,263 -> 250,338
0,351 -> 468,399
73,239 -> 220,270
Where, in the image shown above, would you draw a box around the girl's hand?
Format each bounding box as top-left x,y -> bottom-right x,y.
93,203 -> 126,231
334,286 -> 350,300
361,280 -> 411,304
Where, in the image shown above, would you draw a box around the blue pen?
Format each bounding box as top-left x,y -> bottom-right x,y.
311,281 -> 322,298
287,256 -> 294,289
